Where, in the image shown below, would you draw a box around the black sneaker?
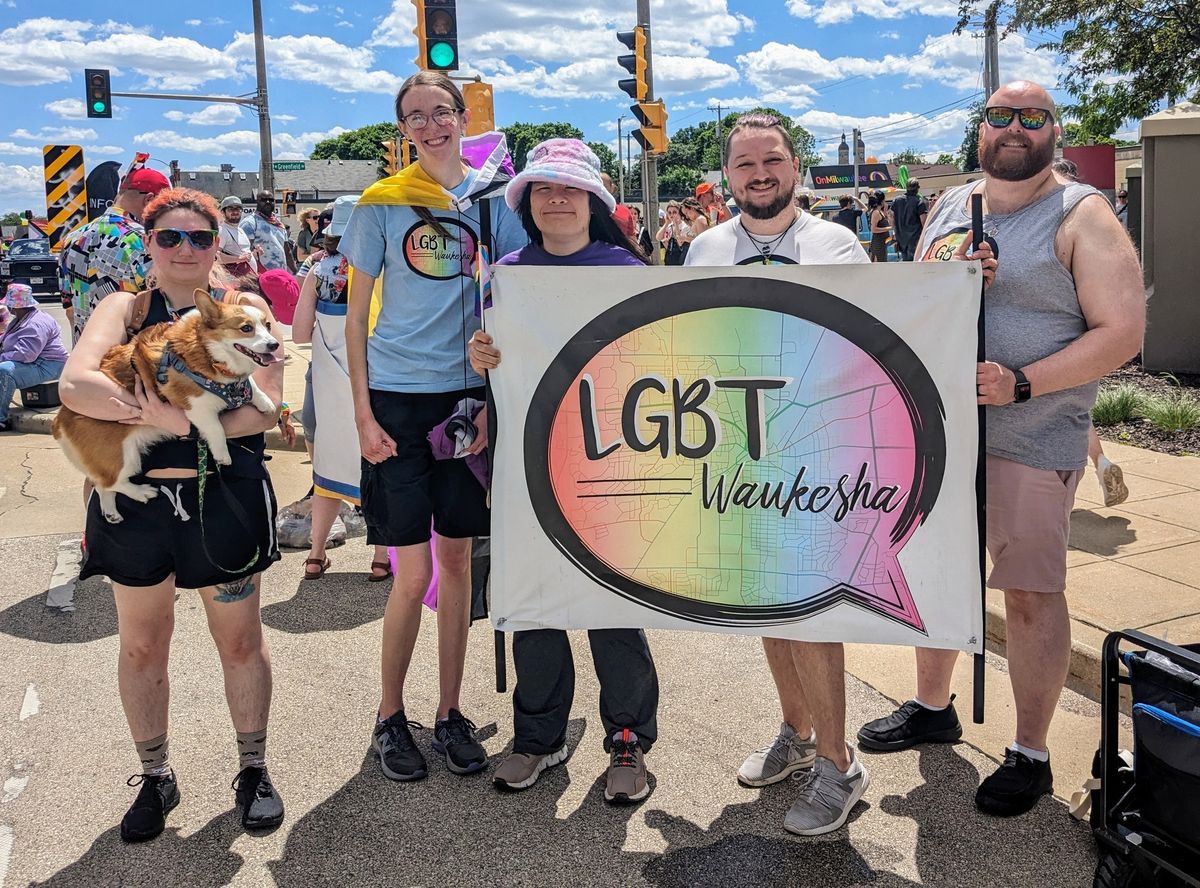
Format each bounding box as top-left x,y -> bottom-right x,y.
975,748 -> 1052,817
433,708 -> 487,775
857,696 -> 963,752
120,771 -> 180,843
373,711 -> 428,781
232,766 -> 285,830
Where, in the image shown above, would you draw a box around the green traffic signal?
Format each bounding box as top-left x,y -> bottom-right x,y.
429,41 -> 456,69
92,101 -> 107,113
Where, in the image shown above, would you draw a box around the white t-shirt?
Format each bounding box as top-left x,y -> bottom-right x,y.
684,211 -> 868,267
218,221 -> 257,269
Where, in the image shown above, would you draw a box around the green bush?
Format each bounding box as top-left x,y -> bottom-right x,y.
1092,384 -> 1143,426
1139,376 -> 1200,434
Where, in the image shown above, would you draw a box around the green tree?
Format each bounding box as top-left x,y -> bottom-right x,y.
1,211 -> 23,226
956,101 -> 985,171
587,141 -> 620,181
310,123 -> 398,162
890,147 -> 927,165
957,0 -> 1200,131
935,152 -> 959,167
499,122 -> 584,171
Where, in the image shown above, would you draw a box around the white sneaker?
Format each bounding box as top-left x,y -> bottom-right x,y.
1097,456 -> 1128,507
738,722 -> 817,787
783,749 -> 870,836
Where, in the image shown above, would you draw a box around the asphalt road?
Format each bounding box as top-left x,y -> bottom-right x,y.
0,436 -> 1101,888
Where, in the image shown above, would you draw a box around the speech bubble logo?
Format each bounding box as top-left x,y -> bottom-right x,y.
402,217 -> 476,281
525,277 -> 946,631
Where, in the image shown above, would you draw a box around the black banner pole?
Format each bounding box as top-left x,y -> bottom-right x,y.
971,192 -> 987,725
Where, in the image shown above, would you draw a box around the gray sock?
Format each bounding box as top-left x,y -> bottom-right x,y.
237,729 -> 268,770
135,733 -> 171,777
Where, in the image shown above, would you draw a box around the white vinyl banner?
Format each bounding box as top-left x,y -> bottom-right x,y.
488,264 -> 984,652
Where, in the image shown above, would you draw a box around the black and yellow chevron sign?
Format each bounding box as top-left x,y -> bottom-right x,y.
43,145 -> 88,251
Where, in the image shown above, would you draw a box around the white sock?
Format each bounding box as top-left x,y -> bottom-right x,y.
1096,454 -> 1113,475
914,698 -> 948,711
1011,741 -> 1049,762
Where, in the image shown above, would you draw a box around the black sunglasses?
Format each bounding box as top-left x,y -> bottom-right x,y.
150,228 -> 218,249
985,106 -> 1054,130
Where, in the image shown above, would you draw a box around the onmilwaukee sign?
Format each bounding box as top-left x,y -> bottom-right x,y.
808,164 -> 894,190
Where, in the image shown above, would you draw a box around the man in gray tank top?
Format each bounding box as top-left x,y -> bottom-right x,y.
856,80 -> 1145,817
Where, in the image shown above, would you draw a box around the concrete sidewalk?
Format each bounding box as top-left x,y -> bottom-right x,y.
6,335 -> 1198,703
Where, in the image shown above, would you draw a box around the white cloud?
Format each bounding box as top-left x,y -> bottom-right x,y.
11,126 -> 99,142
224,32 -> 403,94
337,21 -> 353,28
0,163 -> 47,215
786,0 -> 958,26
185,19 -> 202,26
0,17 -> 231,90
290,2 -> 318,11
275,114 -> 298,123
131,126 -> 350,160
798,106 -> 973,161
44,99 -> 87,120
880,31 -> 900,39
0,142 -> 44,157
163,104 -> 244,126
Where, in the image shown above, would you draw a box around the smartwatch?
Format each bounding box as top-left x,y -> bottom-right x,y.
1013,369 -> 1032,403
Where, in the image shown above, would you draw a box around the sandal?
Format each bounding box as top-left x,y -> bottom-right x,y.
303,557 -> 330,580
367,561 -> 392,583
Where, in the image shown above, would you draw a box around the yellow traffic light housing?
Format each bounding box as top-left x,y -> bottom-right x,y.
632,100 -> 669,155
382,139 -> 399,175
463,81 -> 495,136
616,26 -> 648,101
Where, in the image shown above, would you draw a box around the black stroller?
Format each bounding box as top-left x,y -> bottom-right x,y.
1093,630 -> 1200,887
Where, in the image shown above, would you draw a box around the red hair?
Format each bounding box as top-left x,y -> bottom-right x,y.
142,188 -> 220,231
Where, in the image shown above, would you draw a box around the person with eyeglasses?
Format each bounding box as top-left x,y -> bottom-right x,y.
858,80 -> 1145,818
58,187 -> 288,842
240,190 -> 296,274
338,71 -> 526,784
59,165 -> 170,344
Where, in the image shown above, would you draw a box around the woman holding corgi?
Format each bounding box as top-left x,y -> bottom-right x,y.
58,188 -> 286,842
339,71 -> 526,783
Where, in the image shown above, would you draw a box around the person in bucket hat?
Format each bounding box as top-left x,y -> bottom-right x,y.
0,283 -> 68,431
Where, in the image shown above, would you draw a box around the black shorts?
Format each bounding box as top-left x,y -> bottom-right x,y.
79,472 -> 280,589
362,387 -> 489,547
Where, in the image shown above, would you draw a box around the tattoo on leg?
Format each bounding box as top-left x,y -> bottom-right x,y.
214,577 -> 256,603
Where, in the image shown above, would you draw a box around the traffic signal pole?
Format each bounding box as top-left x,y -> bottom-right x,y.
637,0 -> 659,261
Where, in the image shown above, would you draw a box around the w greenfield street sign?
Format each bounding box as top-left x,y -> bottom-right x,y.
273,161 -> 306,171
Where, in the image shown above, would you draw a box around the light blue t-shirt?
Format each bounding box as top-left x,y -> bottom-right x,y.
339,171 -> 526,393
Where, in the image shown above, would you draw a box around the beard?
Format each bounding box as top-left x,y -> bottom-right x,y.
979,131 -> 1055,182
734,178 -> 797,220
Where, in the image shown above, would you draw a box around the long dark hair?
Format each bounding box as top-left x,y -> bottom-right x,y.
516,190 -> 648,264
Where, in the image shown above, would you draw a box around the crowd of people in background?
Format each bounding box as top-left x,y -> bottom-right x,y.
5,74 -> 1144,850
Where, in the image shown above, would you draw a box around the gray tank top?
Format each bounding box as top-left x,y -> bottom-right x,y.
920,180 -> 1100,471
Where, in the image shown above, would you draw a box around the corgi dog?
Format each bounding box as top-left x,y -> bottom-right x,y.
53,288 -> 281,523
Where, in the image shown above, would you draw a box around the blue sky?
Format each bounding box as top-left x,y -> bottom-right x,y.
0,0 -> 1076,214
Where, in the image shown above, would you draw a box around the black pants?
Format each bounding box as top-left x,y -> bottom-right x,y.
512,628 -> 659,755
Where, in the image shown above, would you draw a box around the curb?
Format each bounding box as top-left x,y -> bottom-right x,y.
986,602 -> 1107,706
7,407 -> 309,453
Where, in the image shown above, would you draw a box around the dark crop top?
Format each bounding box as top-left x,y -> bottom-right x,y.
137,288 -> 269,478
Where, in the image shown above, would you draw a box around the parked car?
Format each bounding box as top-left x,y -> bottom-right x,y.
1,237 -> 60,301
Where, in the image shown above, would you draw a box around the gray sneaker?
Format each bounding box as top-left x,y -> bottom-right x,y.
783,750 -> 870,836
738,722 -> 817,787
493,747 -> 569,791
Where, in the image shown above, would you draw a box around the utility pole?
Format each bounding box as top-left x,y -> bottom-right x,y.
637,0 -> 659,257
252,0 -> 274,193
708,103 -> 724,160
982,1 -> 1000,99
617,116 -> 626,202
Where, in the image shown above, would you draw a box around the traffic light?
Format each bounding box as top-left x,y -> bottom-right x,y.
85,68 -> 112,119
632,100 -> 669,156
462,81 -> 495,136
412,0 -> 458,71
616,26 -> 648,101
382,139 -> 399,175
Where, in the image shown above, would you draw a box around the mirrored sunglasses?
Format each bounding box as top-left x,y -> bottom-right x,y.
150,228 -> 218,249
985,106 -> 1053,130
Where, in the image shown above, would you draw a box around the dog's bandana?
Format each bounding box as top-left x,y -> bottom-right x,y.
155,342 -> 254,410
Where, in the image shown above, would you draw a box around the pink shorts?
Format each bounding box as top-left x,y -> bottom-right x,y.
985,454 -> 1082,594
